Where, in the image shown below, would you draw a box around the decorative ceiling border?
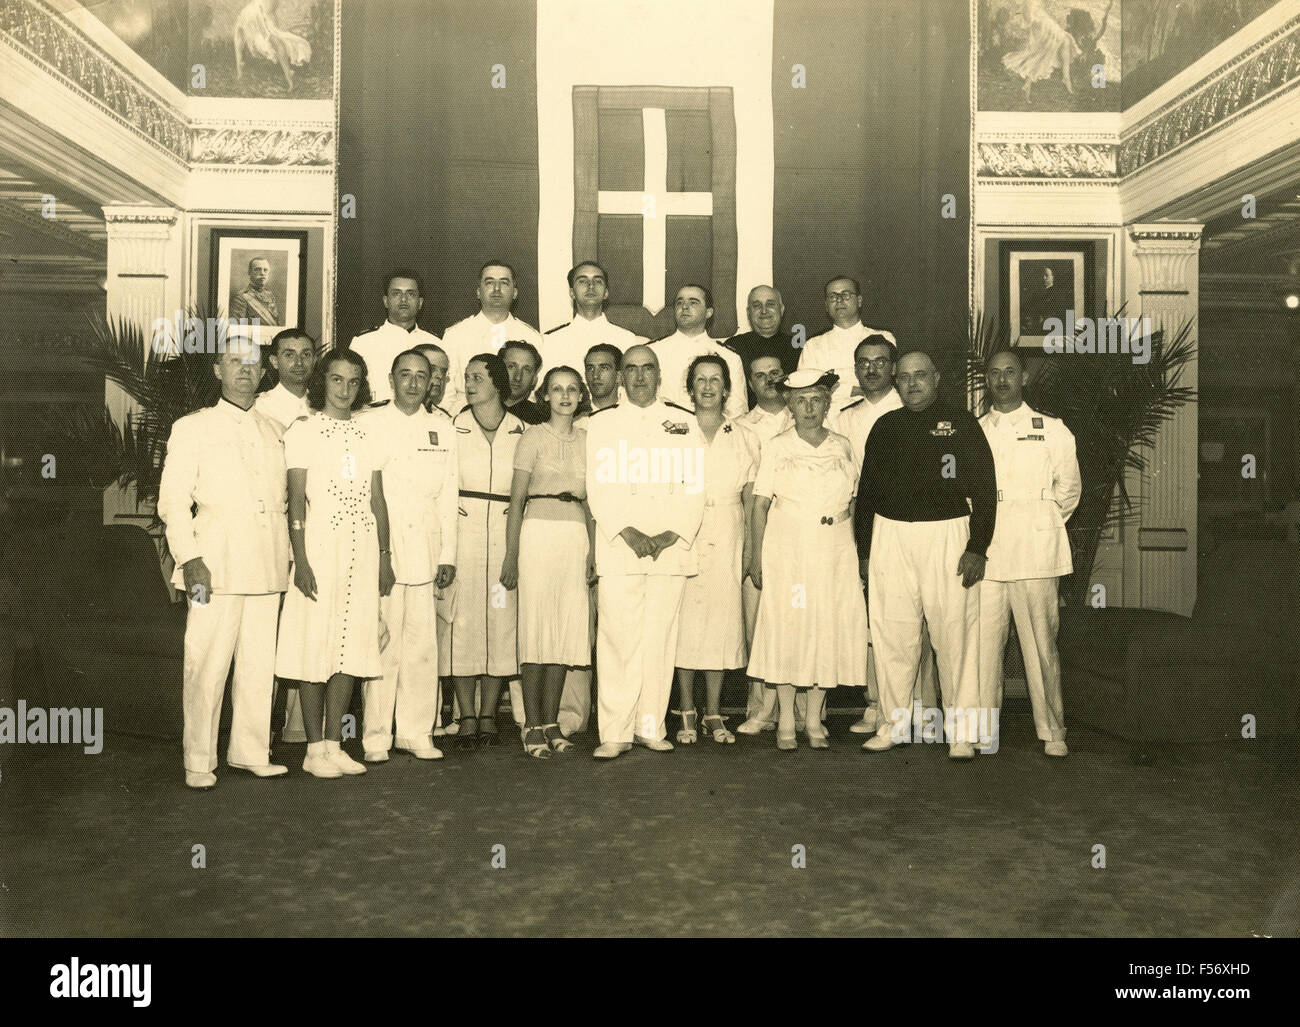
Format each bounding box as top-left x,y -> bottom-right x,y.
977,142 -> 1117,180
0,0 -> 187,161
1,0 -> 335,170
1119,14 -> 1300,177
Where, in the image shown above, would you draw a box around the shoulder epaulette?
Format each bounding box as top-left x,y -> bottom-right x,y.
368,399 -> 391,408
589,403 -> 618,416
544,322 -> 569,335
353,324 -> 383,338
663,400 -> 695,415
840,398 -> 865,411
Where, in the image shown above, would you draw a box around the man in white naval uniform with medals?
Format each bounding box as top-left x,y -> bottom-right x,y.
978,350 -> 1080,757
350,270 -> 443,406
441,262 -> 544,414
544,261 -> 641,736
158,336 -> 290,788
585,345 -> 707,759
359,349 -> 459,762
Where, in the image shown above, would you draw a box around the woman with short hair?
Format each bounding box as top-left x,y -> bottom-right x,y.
501,365 -> 595,758
747,368 -> 869,750
276,348 -> 395,777
673,354 -> 758,745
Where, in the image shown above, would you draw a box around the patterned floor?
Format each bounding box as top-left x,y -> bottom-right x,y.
1,705 -> 1297,937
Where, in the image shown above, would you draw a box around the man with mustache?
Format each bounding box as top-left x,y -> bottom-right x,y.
350,270 -> 443,406
230,256 -> 280,326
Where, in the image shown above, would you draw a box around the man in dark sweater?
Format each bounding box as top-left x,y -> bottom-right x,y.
854,351 -> 997,758
725,285 -> 800,407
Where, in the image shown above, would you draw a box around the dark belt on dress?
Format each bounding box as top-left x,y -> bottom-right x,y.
459,489 -> 511,503
527,492 -> 582,504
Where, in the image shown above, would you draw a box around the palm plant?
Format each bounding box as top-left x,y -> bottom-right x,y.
966,309 -> 1197,608
43,308 -> 221,515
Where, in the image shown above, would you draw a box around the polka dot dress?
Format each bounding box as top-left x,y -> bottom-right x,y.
275,413 -> 383,683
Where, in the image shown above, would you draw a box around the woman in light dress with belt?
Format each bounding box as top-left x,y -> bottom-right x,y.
439,353 -> 525,749
276,349 -> 396,778
501,366 -> 595,759
673,355 -> 759,745
747,368 -> 869,750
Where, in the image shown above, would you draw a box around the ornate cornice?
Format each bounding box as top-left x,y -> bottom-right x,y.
0,0 -> 188,161
977,141 -> 1117,179
190,126 -> 334,166
1119,15 -> 1300,176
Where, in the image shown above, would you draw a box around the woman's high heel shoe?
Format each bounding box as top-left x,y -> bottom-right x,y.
543,723 -> 574,753
702,714 -> 735,744
674,708 -> 698,744
806,725 -> 831,750
522,726 -> 553,759
456,716 -> 478,751
776,730 -> 798,752
477,715 -> 502,747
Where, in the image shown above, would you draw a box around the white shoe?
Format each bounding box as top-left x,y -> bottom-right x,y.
303,753 -> 342,778
736,717 -> 777,735
397,743 -> 445,760
593,742 -> 630,760
849,711 -> 880,735
634,735 -> 674,752
229,762 -> 288,778
185,771 -> 216,789
364,750 -> 390,763
949,742 -> 975,760
326,743 -> 366,775
1045,740 -> 1069,757
861,732 -> 896,752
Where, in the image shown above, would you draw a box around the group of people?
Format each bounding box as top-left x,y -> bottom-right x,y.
159,260 -> 1081,789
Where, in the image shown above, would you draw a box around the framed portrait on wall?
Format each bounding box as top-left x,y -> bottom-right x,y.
211,229 -> 307,333
1000,242 -> 1093,350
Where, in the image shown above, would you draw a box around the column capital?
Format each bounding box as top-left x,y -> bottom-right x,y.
1128,222 -> 1203,295
102,205 -> 180,277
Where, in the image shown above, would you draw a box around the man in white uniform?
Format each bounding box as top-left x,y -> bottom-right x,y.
543,261 -> 642,379
585,345 -> 708,759
254,328 -> 315,744
978,350 -> 1080,757
650,285 -> 747,419
359,349 -> 459,762
415,342 -> 453,417
441,262 -> 543,414
798,276 -> 897,408
350,270 -> 443,406
158,337 -> 290,788
581,344 -> 622,415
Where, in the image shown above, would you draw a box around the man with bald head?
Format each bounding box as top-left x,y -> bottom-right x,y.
585,344 -> 707,759
726,285 -> 799,408
853,351 -> 997,759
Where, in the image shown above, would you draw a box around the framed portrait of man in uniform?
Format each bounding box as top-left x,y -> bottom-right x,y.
211,229 -> 307,334
1004,244 -> 1089,350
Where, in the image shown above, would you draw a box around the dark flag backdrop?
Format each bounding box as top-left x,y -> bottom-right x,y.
338,0 -> 969,368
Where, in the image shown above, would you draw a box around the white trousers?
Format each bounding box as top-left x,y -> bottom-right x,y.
868,516 -> 981,743
979,577 -> 1067,742
597,574 -> 687,744
183,592 -> 279,773
364,582 -> 439,752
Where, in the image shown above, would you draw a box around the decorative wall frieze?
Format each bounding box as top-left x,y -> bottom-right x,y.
0,0 -> 188,161
190,126 -> 334,167
977,141 -> 1117,179
1119,15 -> 1300,177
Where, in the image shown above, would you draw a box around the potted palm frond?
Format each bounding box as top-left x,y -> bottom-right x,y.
965,308 -> 1197,607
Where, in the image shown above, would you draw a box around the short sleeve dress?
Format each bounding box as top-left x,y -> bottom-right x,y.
514,422 -> 591,667
747,427 -> 868,690
275,412 -> 383,683
676,418 -> 759,670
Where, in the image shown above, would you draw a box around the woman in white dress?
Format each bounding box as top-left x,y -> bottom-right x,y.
500,366 -> 595,759
748,369 -> 869,751
673,355 -> 758,745
234,0 -> 312,91
276,349 -> 395,778
441,353 -> 525,749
